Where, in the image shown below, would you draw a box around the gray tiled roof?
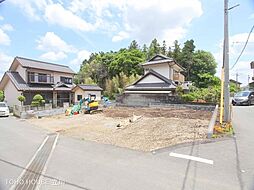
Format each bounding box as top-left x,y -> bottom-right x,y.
75,84 -> 103,91
6,72 -> 28,90
16,57 -> 75,74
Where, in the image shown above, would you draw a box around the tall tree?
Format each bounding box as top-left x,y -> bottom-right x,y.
181,39 -> 195,80
167,46 -> 173,58
142,44 -> 148,60
161,40 -> 167,55
129,40 -> 139,50
191,50 -> 217,87
148,38 -> 161,59
172,40 -> 181,63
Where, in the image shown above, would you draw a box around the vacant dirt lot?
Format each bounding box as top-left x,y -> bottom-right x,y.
28,107 -> 212,151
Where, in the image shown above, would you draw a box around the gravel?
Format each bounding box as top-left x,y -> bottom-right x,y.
28,107 -> 211,151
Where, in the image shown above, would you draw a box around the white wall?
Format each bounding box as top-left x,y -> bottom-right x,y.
15,64 -> 27,82
138,74 -> 164,84
74,88 -> 84,102
74,87 -> 101,102
143,63 -> 170,79
53,72 -> 74,83
26,68 -> 74,84
4,80 -> 21,107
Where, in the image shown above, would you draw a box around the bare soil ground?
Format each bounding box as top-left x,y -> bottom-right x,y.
28,107 -> 212,151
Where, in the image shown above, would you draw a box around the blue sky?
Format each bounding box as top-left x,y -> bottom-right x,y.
0,0 -> 253,85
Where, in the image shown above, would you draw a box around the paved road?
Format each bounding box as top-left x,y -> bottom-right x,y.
0,106 -> 253,190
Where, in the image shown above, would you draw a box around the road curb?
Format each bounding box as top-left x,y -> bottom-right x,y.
207,104 -> 219,138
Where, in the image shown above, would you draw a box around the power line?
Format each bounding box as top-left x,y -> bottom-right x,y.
230,25 -> 254,70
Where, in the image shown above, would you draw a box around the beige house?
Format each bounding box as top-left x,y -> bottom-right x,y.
125,54 -> 188,94
72,84 -> 103,103
0,56 -> 75,107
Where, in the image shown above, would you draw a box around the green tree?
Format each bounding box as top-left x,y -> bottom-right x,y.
161,40 -> 167,55
172,40 -> 181,63
180,39 -> 195,80
109,48 -> 145,77
129,40 -> 139,50
148,38 -> 161,59
142,44 -> 148,60
0,91 -> 4,101
17,95 -> 26,106
31,94 -> 44,106
167,46 -> 173,58
190,50 -> 217,87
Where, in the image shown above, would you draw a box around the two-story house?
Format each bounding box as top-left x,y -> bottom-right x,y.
0,57 -> 75,107
124,54 -> 187,94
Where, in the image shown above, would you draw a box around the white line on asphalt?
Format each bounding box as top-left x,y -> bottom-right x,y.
36,133 -> 59,190
10,135 -> 49,190
169,152 -> 214,165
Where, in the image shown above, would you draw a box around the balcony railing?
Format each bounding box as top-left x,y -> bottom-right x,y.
28,73 -> 54,84
173,72 -> 185,82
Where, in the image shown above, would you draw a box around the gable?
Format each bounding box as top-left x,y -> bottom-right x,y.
137,74 -> 165,84
149,54 -> 168,62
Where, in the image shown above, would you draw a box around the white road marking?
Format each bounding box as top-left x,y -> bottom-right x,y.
10,136 -> 49,190
169,152 -> 214,165
36,133 -> 59,190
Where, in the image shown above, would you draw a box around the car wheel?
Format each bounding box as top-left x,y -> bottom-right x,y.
248,100 -> 251,106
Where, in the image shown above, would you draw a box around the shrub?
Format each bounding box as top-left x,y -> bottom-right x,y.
17,95 -> 26,105
31,94 -> 44,106
0,91 -> 4,101
181,94 -> 195,102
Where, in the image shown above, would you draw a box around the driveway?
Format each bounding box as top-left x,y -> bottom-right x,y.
0,106 -> 253,190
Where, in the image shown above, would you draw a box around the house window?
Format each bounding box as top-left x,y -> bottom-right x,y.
38,73 -> 47,82
77,95 -> 82,101
28,72 -> 35,82
60,76 -> 72,84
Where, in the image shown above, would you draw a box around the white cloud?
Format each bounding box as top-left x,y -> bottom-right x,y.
37,32 -> 76,53
0,52 -> 12,78
70,50 -> 91,66
1,24 -> 14,32
68,0 -> 203,43
0,16 -> 4,21
40,51 -> 67,61
8,0 -> 52,20
214,32 -> 254,85
122,0 -> 202,44
0,28 -> 10,45
8,0 -> 203,45
112,31 -> 129,42
44,3 -> 96,32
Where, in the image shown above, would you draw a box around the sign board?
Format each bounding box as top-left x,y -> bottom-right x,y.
251,61 -> 254,69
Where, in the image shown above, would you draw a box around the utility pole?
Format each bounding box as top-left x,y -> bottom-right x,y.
236,72 -> 239,83
223,0 -> 230,122
248,75 -> 250,90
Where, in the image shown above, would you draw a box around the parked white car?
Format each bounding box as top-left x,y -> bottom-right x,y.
0,102 -> 10,117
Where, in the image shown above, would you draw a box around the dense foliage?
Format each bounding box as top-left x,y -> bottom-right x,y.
31,94 -> 44,106
17,95 -> 26,105
75,38 -> 219,99
0,91 -> 4,101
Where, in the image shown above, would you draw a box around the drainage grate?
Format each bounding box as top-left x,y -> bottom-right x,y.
12,133 -> 58,190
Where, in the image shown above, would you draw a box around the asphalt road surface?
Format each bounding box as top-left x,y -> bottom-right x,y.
0,106 -> 253,190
